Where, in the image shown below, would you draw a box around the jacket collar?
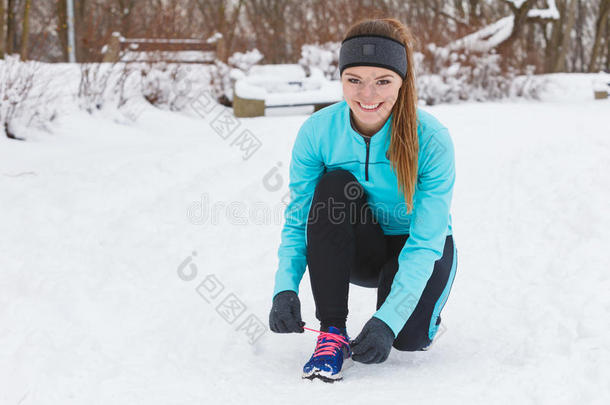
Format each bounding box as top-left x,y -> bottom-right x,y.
343,99 -> 392,146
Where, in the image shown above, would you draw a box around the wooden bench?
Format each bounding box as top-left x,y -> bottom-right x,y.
232,65 -> 342,117
102,32 -> 224,64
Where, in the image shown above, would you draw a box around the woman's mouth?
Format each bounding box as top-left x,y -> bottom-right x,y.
357,101 -> 383,112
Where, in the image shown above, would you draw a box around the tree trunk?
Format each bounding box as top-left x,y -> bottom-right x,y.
196,0 -> 244,63
571,0 -> 584,72
588,0 -> 610,72
525,22 -> 536,69
19,0 -> 30,60
117,0 -> 134,37
223,0 -> 244,63
75,0 -> 86,62
497,0 -> 536,57
606,14 -> 610,73
5,0 -> 15,55
544,0 -> 564,73
468,0 -> 480,26
454,0 -> 465,20
0,0 -> 5,59
468,0 -> 479,23
552,0 -> 577,72
56,0 -> 68,62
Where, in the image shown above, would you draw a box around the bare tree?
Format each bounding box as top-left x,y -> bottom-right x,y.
0,0 -> 5,59
589,0 -> 609,72
554,0 -> 578,72
496,0 -> 537,56
19,0 -> 30,60
607,12 -> 610,71
5,0 -> 16,55
195,0 -> 244,62
27,1 -> 60,61
541,0 -> 579,72
243,0 -> 296,63
55,0 -> 68,61
116,0 -> 136,35
571,0 -> 585,72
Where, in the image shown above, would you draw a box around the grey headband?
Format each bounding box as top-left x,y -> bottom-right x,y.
339,35 -> 407,79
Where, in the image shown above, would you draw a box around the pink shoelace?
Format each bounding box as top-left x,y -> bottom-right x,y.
304,326 -> 350,357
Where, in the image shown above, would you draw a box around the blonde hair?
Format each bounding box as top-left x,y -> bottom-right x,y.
342,18 -> 419,212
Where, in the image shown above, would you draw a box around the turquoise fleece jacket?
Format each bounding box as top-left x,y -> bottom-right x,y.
272,99 -> 455,337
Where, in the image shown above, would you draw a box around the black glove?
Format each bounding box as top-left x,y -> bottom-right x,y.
269,290 -> 305,333
350,317 -> 395,364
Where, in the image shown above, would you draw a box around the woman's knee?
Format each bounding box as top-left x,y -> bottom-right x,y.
309,170 -> 363,223
313,169 -> 360,200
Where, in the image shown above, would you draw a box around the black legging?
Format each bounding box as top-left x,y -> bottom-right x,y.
306,169 -> 456,351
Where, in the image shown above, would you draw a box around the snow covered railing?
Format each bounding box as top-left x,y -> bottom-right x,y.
102,32 -> 224,64
232,64 -> 343,117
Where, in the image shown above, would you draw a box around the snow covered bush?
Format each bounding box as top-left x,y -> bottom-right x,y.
415,44 -> 544,105
78,60 -> 212,119
228,49 -> 264,73
78,62 -> 141,114
0,55 -> 59,140
210,49 -> 264,105
139,62 -> 210,111
510,65 -> 549,98
209,60 -> 233,105
298,42 -> 341,80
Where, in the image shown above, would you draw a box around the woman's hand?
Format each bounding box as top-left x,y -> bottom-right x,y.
350,317 -> 395,363
269,290 -> 305,333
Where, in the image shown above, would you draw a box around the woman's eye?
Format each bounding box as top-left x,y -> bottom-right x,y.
347,78 -> 389,85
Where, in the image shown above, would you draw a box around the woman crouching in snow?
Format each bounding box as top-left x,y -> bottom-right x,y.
269,17 -> 458,382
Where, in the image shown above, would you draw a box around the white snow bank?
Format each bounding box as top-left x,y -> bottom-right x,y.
538,72 -> 610,102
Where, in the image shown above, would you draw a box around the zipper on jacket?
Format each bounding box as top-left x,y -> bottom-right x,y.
364,136 -> 371,181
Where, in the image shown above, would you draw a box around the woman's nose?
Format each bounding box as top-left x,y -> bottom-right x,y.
358,82 -> 377,100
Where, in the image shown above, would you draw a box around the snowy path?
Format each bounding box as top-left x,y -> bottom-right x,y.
1,85 -> 609,404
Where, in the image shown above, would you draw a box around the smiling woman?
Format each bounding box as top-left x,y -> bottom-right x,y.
269,18 -> 458,383
342,66 -> 403,136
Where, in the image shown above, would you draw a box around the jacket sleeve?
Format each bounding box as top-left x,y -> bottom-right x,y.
373,127 -> 456,337
272,118 -> 325,301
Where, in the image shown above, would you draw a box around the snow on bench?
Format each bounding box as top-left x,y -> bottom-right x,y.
232,64 -> 343,117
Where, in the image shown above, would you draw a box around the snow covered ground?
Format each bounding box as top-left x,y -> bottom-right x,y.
1,74 -> 609,404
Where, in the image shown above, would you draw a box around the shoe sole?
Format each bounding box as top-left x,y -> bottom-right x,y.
301,357 -> 353,383
302,373 -> 342,383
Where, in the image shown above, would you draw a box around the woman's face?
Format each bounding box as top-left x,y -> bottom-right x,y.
341,66 -> 403,134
